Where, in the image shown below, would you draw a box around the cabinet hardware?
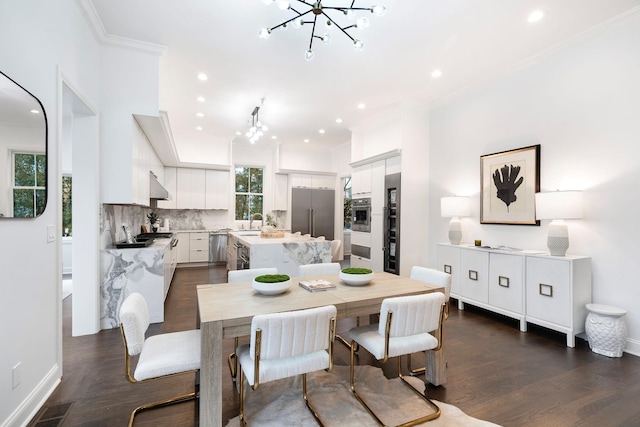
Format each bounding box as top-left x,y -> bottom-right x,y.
444,264 -> 452,274
498,276 -> 510,288
539,283 -> 553,297
468,270 -> 478,281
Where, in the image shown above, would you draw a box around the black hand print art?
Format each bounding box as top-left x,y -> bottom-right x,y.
492,164 -> 523,211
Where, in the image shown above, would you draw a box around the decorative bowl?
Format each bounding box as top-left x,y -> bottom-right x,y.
339,268 -> 374,286
252,274 -> 291,295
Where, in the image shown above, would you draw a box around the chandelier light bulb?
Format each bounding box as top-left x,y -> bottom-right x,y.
305,49 -> 314,61
276,0 -> 289,10
354,40 -> 364,50
322,33 -> 331,43
345,10 -> 355,19
259,28 -> 271,39
250,126 -> 257,133
293,17 -> 303,28
281,23 -> 288,31
356,17 -> 370,29
256,120 -> 263,127
371,5 -> 386,16
245,131 -> 252,137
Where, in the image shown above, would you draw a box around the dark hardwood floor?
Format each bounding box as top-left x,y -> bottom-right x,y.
30,265 -> 640,426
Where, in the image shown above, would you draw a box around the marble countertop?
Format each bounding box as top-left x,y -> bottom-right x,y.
229,231 -> 325,246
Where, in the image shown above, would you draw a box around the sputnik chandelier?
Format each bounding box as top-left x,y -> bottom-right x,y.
258,1 -> 387,61
245,104 -> 268,144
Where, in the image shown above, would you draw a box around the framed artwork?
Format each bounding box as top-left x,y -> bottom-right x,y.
480,145 -> 540,225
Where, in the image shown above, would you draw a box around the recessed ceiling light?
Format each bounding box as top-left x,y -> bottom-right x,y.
336,118 -> 343,123
196,112 -> 204,117
197,73 -> 208,81
29,109 -> 39,114
304,138 -> 310,143
319,129 -> 325,134
357,103 -> 366,109
272,135 -> 278,140
196,126 -> 203,131
431,69 -> 443,78
528,10 -> 546,23
235,131 -> 242,136
197,96 -> 206,102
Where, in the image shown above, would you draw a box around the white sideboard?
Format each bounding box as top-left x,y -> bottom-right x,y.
436,243 -> 591,347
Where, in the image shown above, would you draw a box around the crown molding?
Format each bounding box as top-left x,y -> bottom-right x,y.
75,0 -> 167,55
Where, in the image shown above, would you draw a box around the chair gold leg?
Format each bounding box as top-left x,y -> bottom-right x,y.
349,340 -> 386,426
128,392 -> 198,427
239,368 -> 246,427
302,373 -> 325,426
228,337 -> 239,382
407,353 -> 426,376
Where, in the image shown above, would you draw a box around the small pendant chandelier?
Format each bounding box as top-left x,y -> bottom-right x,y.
259,1 -> 387,61
245,105 -> 268,144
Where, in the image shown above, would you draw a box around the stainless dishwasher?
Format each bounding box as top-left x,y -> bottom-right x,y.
209,230 -> 229,265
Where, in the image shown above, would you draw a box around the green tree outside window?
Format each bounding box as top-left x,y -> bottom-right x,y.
235,166 -> 263,220
13,152 -> 46,218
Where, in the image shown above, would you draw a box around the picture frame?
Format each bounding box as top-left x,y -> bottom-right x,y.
480,144 -> 540,225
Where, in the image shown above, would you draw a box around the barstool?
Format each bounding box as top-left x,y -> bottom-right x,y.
585,303 -> 627,358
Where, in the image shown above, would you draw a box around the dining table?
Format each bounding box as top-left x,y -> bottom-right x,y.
196,271 -> 446,427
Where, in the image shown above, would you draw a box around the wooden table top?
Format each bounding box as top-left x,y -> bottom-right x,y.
197,271 -> 444,335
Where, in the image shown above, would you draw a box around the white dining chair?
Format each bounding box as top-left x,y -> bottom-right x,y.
237,305 -> 337,426
407,266 -> 452,375
227,267 -> 279,381
119,292 -> 200,427
346,292 -> 446,425
330,239 -> 342,262
299,262 -> 341,276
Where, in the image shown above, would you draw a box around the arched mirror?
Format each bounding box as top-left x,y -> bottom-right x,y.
0,71 -> 47,218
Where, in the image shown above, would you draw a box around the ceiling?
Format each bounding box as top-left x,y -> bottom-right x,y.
88,0 -> 639,160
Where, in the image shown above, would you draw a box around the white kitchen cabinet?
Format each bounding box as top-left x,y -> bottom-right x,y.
163,242 -> 177,300
274,174 -> 288,211
227,233 -> 238,271
205,169 -> 230,210
289,174 -> 335,189
525,255 -> 592,347
176,168 -> 206,209
351,164 -> 372,196
189,232 -> 209,262
175,232 -> 190,264
351,255 -> 372,270
157,167 -> 177,209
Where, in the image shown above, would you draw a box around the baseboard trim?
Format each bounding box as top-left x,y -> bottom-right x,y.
624,338 -> 640,357
1,364 -> 61,427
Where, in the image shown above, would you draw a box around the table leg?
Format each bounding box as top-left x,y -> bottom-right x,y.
201,320 -> 223,427
425,346 -> 447,386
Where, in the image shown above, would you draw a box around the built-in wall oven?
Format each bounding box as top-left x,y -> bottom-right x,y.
352,197 -> 371,232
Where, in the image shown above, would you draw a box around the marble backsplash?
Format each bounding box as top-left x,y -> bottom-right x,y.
102,204 -> 233,245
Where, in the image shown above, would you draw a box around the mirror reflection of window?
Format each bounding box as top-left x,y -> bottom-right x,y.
62,175 -> 72,236
0,70 -> 47,218
12,152 -> 46,217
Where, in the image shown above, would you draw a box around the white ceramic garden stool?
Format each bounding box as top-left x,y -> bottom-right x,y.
585,303 -> 627,358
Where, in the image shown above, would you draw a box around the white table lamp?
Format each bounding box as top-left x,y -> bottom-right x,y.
535,191 -> 583,256
441,196 -> 470,245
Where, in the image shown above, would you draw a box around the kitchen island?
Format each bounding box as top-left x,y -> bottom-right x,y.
228,231 -> 332,277
101,235 -> 177,329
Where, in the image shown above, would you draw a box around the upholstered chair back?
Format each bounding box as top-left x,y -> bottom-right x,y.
299,262 -> 341,276
410,266 -> 451,301
228,267 -> 278,283
379,292 -> 445,338
119,292 -> 150,356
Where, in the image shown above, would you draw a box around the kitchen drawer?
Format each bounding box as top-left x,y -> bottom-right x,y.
190,233 -> 209,250
190,248 -> 209,263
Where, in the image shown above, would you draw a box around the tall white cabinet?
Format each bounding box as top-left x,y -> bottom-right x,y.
436,243 -> 591,347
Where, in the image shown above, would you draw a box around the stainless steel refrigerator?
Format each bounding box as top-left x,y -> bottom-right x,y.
291,188 -> 335,240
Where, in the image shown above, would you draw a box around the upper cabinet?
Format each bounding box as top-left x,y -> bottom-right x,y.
274,174 -> 288,211
351,164 -> 372,196
103,118 -> 164,206
158,167 -> 229,210
290,173 -> 335,190
205,169 -> 230,210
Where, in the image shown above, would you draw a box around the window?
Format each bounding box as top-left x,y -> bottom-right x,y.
62,176 -> 72,236
343,176 -> 352,230
12,152 -> 46,218
235,166 -> 263,220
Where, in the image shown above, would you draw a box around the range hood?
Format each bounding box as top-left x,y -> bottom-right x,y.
149,171 -> 169,200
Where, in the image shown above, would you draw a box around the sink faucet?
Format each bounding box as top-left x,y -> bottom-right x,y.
250,213 -> 263,230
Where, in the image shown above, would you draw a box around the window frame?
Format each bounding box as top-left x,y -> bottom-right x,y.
234,165 -> 264,221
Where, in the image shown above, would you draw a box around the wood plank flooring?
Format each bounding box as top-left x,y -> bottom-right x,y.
29,265 -> 640,426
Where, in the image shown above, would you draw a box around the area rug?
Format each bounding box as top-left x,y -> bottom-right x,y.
226,365 -> 500,426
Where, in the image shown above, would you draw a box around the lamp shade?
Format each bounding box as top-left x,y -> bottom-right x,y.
441,196 -> 470,218
535,191 -> 583,220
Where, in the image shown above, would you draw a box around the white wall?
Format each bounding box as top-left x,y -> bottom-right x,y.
428,14 -> 640,355
279,143 -> 334,173
0,0 -> 101,425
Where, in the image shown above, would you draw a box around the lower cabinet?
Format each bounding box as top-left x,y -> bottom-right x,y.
176,232 -> 191,264
436,243 -> 591,346
189,232 -> 209,263
351,255 -> 372,270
